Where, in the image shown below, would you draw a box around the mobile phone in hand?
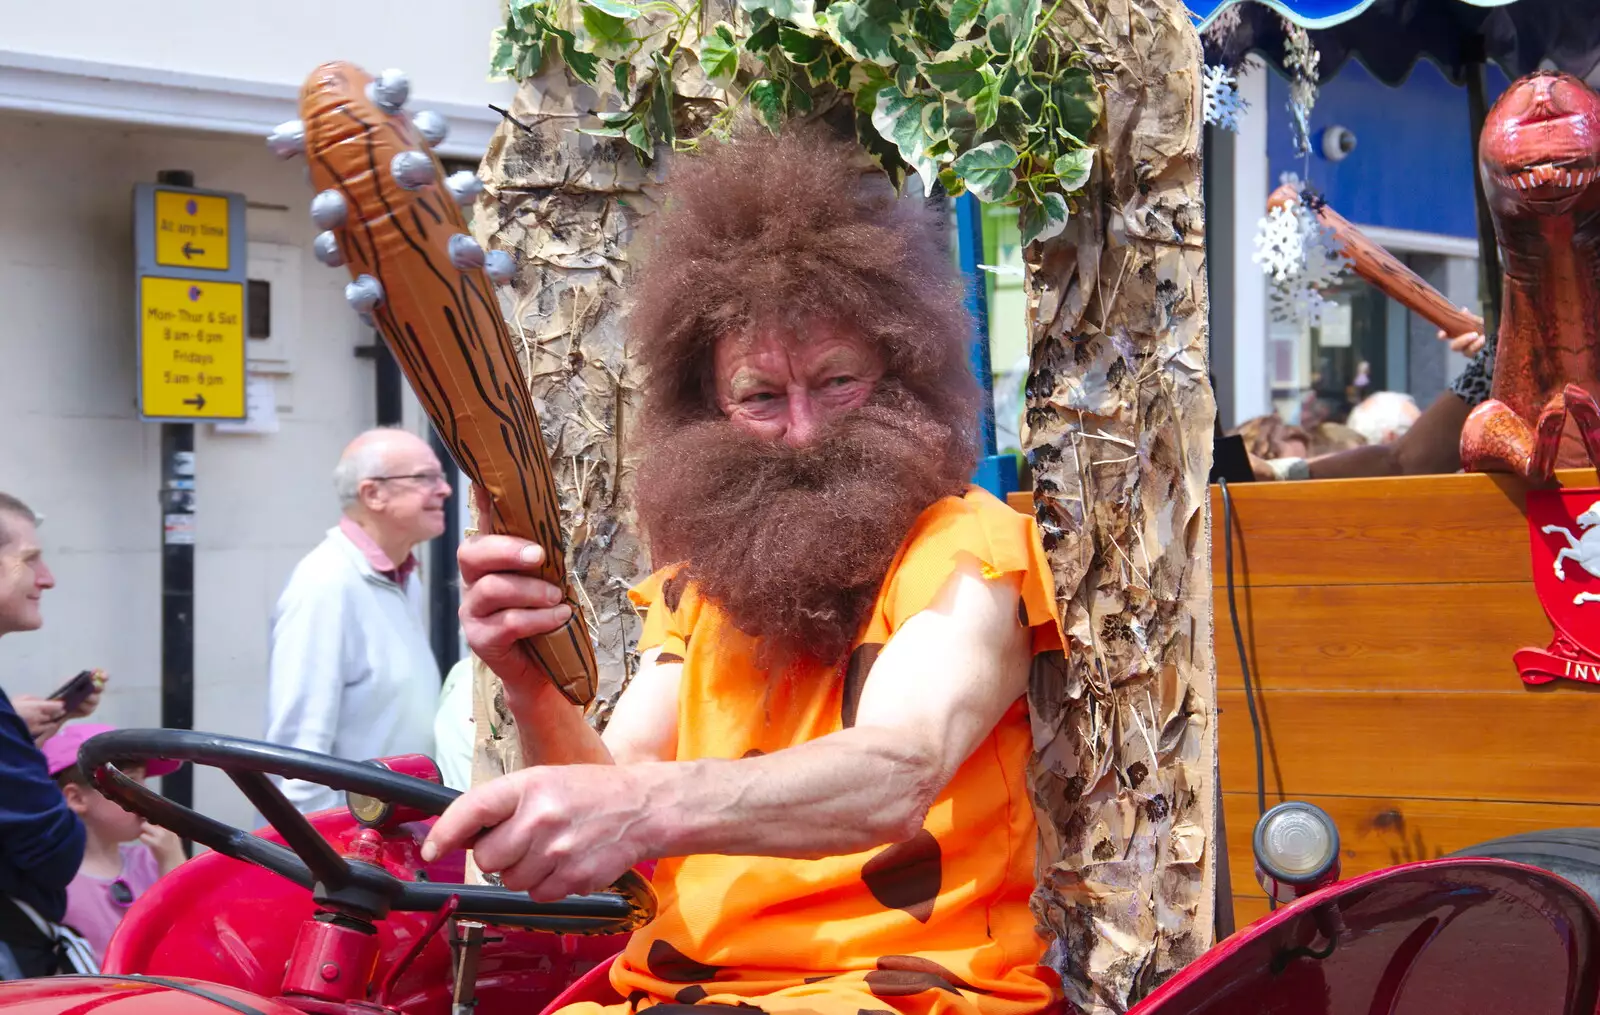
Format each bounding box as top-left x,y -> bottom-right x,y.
49,670 -> 99,714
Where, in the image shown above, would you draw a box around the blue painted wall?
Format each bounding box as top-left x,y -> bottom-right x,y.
1267,59 -> 1509,238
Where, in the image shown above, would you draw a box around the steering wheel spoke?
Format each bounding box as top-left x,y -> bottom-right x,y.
227,769 -> 353,890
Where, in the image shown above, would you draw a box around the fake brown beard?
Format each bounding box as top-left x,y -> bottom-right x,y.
636,385 -> 975,668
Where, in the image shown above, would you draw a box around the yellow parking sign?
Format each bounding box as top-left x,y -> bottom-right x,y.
138,277 -> 245,419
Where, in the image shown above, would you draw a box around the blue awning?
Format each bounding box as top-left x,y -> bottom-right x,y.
1194,0 -> 1600,87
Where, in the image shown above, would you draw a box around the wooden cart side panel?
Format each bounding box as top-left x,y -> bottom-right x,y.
1205,468 -> 1600,926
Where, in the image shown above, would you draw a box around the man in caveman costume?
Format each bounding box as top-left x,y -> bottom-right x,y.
424,126 -> 1066,1015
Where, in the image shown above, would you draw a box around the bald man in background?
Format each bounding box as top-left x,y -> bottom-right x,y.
264,428 -> 450,813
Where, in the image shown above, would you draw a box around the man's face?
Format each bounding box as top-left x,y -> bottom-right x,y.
714,320 -> 885,446
0,512 -> 53,635
362,438 -> 451,548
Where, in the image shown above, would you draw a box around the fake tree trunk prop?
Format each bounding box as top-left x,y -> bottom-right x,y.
1022,0 -> 1214,1009
468,0 -> 1215,1005
467,65 -> 664,778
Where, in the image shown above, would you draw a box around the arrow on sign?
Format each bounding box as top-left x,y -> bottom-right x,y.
182,242 -> 206,260
183,394 -> 207,410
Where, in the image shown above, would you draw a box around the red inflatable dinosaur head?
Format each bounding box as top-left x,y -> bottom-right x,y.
1480,71 -> 1600,219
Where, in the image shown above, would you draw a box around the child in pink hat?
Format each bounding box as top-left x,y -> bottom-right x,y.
42,723 -> 186,963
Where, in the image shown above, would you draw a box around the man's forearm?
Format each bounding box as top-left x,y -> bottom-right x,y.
505,674 -> 613,767
632,727 -> 941,860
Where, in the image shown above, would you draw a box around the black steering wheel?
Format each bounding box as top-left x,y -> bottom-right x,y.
78,728 -> 654,935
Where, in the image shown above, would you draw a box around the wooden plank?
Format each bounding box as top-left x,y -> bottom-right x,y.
1210,470 -> 1532,587
1215,582 -> 1549,693
1209,468 -> 1600,588
1218,688 -> 1600,805
1220,792 -> 1600,906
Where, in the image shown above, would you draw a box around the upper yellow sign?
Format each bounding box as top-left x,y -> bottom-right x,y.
153,190 -> 231,271
139,277 -> 245,419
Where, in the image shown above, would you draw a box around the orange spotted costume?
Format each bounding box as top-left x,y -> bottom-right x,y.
569,486 -> 1064,1015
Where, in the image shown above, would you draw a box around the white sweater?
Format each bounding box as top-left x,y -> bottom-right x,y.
264,527 -> 440,814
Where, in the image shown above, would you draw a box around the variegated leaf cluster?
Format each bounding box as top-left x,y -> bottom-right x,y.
490,0 -> 1104,244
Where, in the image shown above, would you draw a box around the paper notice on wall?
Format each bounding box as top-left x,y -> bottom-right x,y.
214,374 -> 280,434
1319,301 -> 1353,348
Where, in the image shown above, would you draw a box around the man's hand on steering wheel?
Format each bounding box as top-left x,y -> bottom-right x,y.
423,764 -> 651,902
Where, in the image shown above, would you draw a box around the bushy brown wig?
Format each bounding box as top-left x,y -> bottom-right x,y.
629,124 -> 985,666
627,122 -> 982,454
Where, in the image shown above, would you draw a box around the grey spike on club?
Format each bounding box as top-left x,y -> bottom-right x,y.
312,231 -> 345,268
444,171 -> 484,206
412,110 -> 448,148
390,150 -> 435,190
310,190 -> 348,230
266,119 -> 304,158
483,250 -> 516,285
366,68 -> 410,113
447,234 -> 485,270
345,275 -> 385,313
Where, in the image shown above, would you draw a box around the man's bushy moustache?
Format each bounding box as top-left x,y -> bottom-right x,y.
636,387 -> 973,668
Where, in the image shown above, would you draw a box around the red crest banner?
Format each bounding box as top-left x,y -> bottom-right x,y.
1517,488 -> 1600,685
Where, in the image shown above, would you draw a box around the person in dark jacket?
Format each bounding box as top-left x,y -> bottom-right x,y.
0,492 -> 99,978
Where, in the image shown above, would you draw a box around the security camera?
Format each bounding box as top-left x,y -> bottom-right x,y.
1321,125 -> 1357,162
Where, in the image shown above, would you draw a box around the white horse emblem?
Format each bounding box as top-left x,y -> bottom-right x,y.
1541,501 -> 1600,605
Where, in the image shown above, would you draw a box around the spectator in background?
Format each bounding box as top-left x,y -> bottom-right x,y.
1346,391 -> 1423,447
434,655 -> 474,792
265,429 -> 449,813
0,492 -> 102,978
1233,413 -> 1311,462
1307,421 -> 1367,457
45,724 -> 185,965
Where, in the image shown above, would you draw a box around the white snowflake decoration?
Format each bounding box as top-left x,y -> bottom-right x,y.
1253,197 -> 1349,324
1203,64 -> 1248,132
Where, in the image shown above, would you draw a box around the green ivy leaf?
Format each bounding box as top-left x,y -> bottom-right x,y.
562,37 -> 602,83
951,140 -> 1018,202
624,120 -> 651,155
850,62 -> 891,116
580,0 -> 642,18
1051,66 -> 1101,142
1018,191 -> 1069,246
614,60 -> 633,99
580,5 -> 632,59
821,0 -> 899,65
948,0 -> 985,37
972,66 -> 1002,133
943,100 -> 978,151
788,79 -> 814,113
748,78 -> 787,129
489,27 -> 518,79
855,104 -> 909,192
989,95 -> 1027,147
923,45 -> 987,100
938,166 -> 969,197
872,87 -> 940,196
830,55 -> 853,88
911,6 -> 957,54
699,22 -> 741,85
739,0 -> 818,31
509,0 -> 541,31
517,38 -> 546,79
779,25 -> 826,64
1053,147 -> 1095,191
577,126 -> 628,137
984,0 -> 1040,55
745,16 -> 781,51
